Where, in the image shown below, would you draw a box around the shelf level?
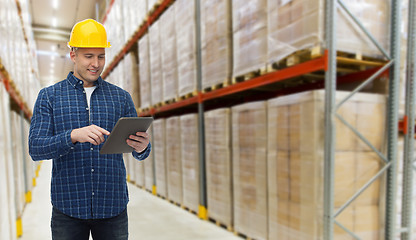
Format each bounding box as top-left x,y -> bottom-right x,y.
0,66 -> 32,119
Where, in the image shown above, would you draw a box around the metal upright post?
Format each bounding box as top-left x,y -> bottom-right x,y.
323,0 -> 337,239
195,0 -> 207,220
385,0 -> 402,239
401,0 -> 416,239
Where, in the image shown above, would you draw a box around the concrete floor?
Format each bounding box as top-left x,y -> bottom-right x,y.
20,161 -> 241,240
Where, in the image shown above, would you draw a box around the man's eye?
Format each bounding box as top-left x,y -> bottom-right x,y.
99,56 -> 105,59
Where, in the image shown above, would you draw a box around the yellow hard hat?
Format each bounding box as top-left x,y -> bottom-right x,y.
67,19 -> 111,48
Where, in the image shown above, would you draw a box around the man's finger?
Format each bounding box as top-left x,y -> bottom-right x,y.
88,130 -> 102,143
92,125 -> 110,135
128,135 -> 146,142
89,127 -> 108,143
135,132 -> 148,137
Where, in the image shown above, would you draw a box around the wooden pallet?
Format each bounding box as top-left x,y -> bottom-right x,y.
208,218 -> 233,232
232,67 -> 268,84
137,107 -> 150,114
156,194 -> 167,200
202,79 -> 231,93
162,98 -> 176,106
176,90 -> 198,101
233,231 -> 255,240
145,188 -> 153,194
168,199 -> 183,208
182,205 -> 198,216
153,102 -> 163,108
268,46 -> 323,72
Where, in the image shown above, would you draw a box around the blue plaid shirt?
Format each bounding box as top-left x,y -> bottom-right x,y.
29,72 -> 151,219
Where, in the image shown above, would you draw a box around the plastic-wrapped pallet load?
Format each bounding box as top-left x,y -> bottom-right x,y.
232,0 -> 268,78
104,1 -> 125,63
175,0 -> 197,96
201,0 -> 232,90
122,0 -> 147,41
166,116 -> 182,204
232,101 -> 268,240
267,0 -> 389,65
144,126 -> 154,191
149,21 -> 163,105
134,155 -> 146,187
23,119 -> 35,195
123,152 -> 132,181
123,52 -> 140,108
153,119 -> 168,197
180,114 -> 200,213
124,152 -> 143,186
106,60 -> 125,88
11,111 -> 25,218
160,5 -> 178,102
204,108 -> 233,227
0,84 -> 17,240
267,90 -> 386,239
139,34 -> 151,109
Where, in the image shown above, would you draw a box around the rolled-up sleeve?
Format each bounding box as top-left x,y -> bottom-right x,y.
132,143 -> 152,161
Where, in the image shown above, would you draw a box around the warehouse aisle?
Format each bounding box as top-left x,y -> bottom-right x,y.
20,160 -> 241,240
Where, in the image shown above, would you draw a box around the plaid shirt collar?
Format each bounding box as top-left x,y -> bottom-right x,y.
66,71 -> 104,90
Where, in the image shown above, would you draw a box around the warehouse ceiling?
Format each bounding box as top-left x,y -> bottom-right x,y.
29,0 -> 98,87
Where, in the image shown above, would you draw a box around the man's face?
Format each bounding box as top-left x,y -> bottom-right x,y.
70,48 -> 105,87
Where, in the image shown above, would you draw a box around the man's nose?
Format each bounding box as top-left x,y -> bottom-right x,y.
91,57 -> 99,67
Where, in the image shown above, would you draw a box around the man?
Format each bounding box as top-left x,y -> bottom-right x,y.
28,19 -> 150,240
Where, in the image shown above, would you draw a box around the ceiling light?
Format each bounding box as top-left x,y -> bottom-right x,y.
52,0 -> 59,9
36,50 -> 59,58
52,17 -> 57,27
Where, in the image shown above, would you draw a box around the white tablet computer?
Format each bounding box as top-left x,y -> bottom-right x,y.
99,117 -> 154,154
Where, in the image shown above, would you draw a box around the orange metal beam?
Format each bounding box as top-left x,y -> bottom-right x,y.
101,0 -> 115,24
154,95 -> 199,114
202,54 -> 327,102
399,118 -> 416,137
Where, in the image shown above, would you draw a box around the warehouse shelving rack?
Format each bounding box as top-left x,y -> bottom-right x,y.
0,0 -> 36,121
401,0 -> 416,239
101,0 -> 414,239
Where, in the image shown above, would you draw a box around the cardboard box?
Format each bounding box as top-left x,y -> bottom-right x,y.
138,35 -> 151,109
180,114 -> 200,212
153,119 -> 168,198
175,0 -> 197,96
149,22 -> 163,105
232,101 -> 268,240
160,6 -> 178,101
267,0 -> 389,64
166,116 -> 182,204
204,108 -> 233,226
201,0 -> 232,89
267,90 -> 386,239
232,0 -> 268,78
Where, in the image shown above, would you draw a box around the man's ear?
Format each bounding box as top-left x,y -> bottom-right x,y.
70,51 -> 76,63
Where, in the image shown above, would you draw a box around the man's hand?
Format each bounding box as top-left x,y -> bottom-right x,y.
71,125 -> 110,145
126,132 -> 150,153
